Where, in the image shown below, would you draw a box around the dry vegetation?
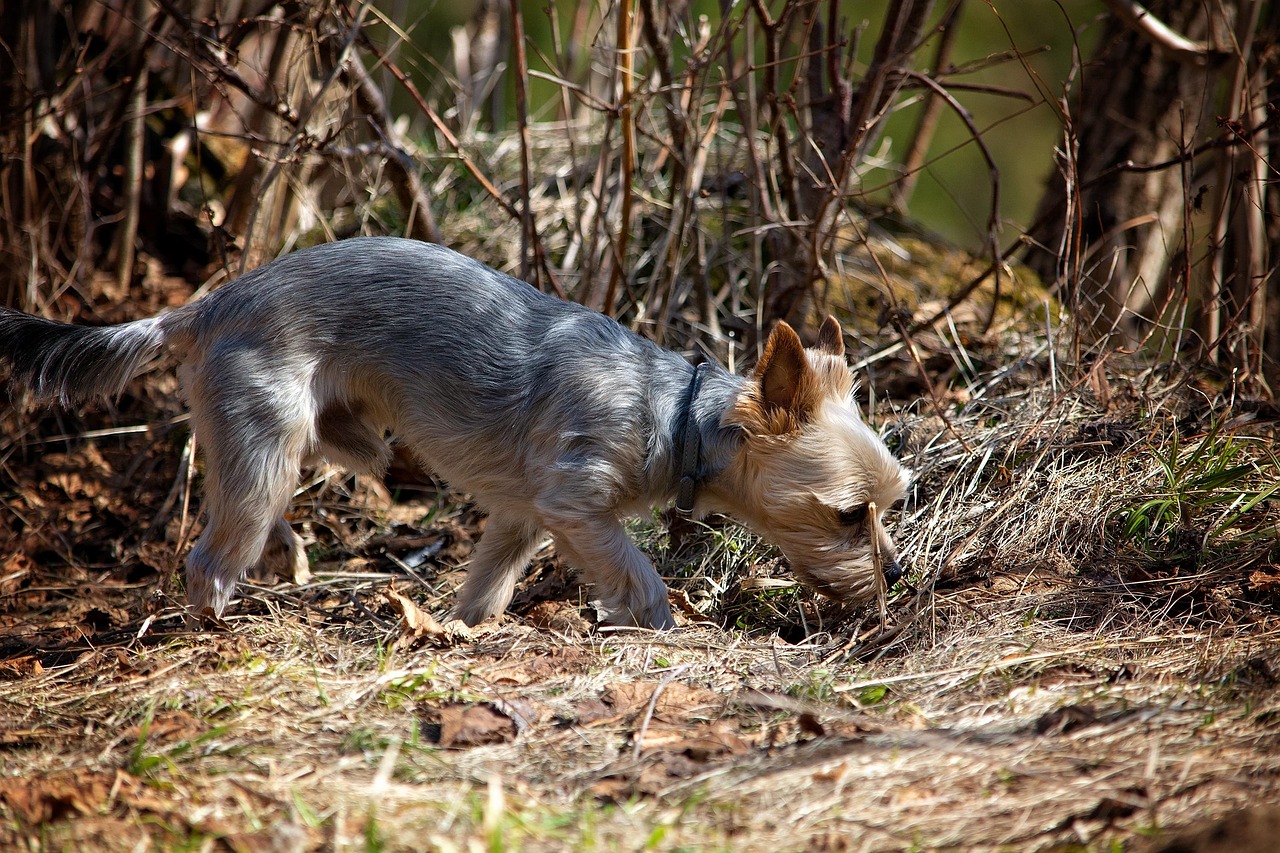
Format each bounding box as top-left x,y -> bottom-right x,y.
3,1 -> 1280,851
3,347 -> 1279,852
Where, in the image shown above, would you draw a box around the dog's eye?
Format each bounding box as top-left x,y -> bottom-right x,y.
837,505 -> 868,526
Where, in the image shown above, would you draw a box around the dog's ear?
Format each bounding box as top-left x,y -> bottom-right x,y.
754,320 -> 819,422
816,315 -> 844,357
729,321 -> 827,435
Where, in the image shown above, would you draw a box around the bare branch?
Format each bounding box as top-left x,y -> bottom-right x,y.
1101,0 -> 1222,64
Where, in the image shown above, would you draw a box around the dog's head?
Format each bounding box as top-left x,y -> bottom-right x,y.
719,316 -> 911,604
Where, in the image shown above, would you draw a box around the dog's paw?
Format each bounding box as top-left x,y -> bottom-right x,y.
595,598 -> 676,631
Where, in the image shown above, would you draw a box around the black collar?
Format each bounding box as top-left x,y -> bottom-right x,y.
675,362 -> 709,514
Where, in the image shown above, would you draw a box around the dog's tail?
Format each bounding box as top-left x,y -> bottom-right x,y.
0,308 -> 169,407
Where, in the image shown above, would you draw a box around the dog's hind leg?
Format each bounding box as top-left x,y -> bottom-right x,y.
452,515 -> 543,626
548,516 -> 675,630
180,351 -> 312,618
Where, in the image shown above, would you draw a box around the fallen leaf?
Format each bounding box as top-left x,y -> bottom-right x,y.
0,770 -> 110,823
637,719 -> 749,760
563,698 -> 614,726
121,709 -> 206,744
0,655 -> 43,679
436,703 -> 517,747
1087,360 -> 1112,410
1248,568 -> 1280,592
667,588 -> 716,625
523,600 -> 589,634
384,586 -> 465,645
603,681 -> 724,720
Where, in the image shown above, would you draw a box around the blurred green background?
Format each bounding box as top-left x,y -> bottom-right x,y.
391,0 -> 1105,250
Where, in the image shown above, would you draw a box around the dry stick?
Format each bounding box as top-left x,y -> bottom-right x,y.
806,1 -> 933,311
1100,0 -> 1221,63
748,0 -> 801,224
637,0 -> 688,160
343,54 -> 441,245
932,117 -> 1263,349
508,0 -> 537,285
655,99 -> 721,336
575,114 -> 618,310
726,6 -> 774,314
637,0 -> 692,334
360,36 -> 565,298
219,23 -> 297,249
360,44 -> 512,222
631,665 -> 688,761
150,0 -> 302,125
240,3 -> 374,272
747,0 -> 804,329
603,0 -> 636,318
1242,72 -> 1270,383
114,0 -> 151,292
1206,0 -> 1263,369
149,0 -> 305,262
890,0 -> 965,213
540,6 -> 589,280
901,69 -> 1003,332
858,222 -> 973,456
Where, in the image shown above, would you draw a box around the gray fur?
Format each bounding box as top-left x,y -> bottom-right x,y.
0,311 -> 165,406
0,237 -> 910,628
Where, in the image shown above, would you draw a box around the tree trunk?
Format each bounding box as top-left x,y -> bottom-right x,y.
1026,0 -> 1274,388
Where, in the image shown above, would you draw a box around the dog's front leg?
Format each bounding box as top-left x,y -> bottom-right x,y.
549,516 -> 675,630
452,515 -> 544,626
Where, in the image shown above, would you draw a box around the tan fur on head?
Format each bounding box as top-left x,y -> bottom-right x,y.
729,317 -> 855,437
708,315 -> 910,606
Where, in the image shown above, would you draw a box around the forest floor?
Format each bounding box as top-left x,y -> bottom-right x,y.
3,275 -> 1280,852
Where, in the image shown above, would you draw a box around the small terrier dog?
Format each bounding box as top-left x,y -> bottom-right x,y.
1,238 -> 909,628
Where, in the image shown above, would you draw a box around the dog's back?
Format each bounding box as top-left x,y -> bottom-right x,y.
166,239 -> 691,499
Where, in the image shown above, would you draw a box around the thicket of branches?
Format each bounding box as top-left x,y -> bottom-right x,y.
1,0 -> 1276,386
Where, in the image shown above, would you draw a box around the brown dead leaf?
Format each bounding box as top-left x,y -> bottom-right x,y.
636,719 -> 750,760
0,551 -> 33,590
436,703 -> 518,747
594,719 -> 753,800
0,769 -> 111,823
668,587 -> 716,625
590,776 -> 635,803
42,445 -> 113,504
384,585 -> 466,646
1087,359 -> 1113,411
564,698 -> 615,726
483,649 -> 594,685
121,709 -> 205,743
523,600 -> 589,634
603,681 -> 725,720
1248,567 -> 1280,592
0,655 -> 43,679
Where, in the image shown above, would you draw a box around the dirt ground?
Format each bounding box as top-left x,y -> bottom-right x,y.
2,328 -> 1279,852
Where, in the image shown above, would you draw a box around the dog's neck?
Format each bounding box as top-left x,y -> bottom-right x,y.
673,362 -> 746,512
673,362 -> 710,513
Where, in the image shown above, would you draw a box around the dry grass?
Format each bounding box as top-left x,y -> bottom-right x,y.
3,325 -> 1278,852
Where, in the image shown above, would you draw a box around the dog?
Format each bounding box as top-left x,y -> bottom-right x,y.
0,237 -> 910,628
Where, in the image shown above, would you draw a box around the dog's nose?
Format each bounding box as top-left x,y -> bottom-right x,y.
882,559 -> 902,587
